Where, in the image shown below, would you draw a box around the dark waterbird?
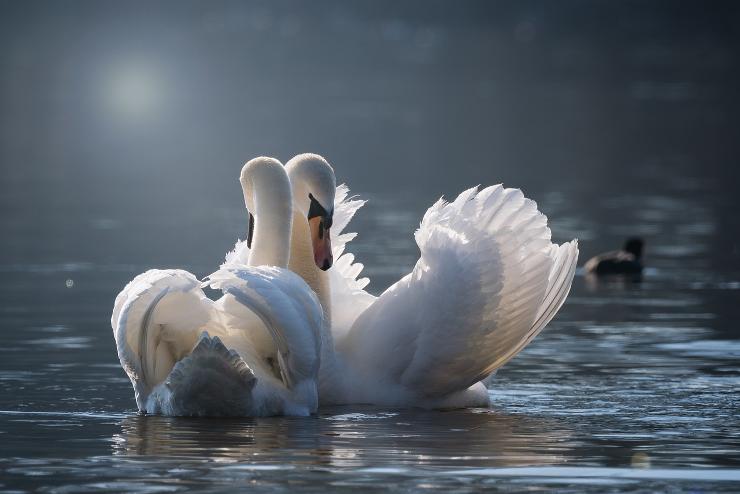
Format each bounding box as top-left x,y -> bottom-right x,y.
584,238 -> 644,276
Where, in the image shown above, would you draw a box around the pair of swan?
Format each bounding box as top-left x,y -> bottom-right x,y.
112,154 -> 579,416
112,158 -> 323,416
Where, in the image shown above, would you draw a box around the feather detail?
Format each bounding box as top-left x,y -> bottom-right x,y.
340,185 -> 579,402
328,184 -> 377,340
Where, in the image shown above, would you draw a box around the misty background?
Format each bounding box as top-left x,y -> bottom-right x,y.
2,0 -> 738,279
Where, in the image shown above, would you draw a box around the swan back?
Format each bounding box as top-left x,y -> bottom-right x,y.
205,266 -> 323,399
112,269 -> 217,409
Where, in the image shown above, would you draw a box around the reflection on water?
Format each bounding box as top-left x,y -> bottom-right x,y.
1,174 -> 739,490
113,409 -> 572,468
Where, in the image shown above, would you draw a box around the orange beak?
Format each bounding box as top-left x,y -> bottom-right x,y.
308,216 -> 333,271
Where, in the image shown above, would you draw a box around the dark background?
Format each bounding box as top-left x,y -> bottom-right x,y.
1,0 -> 738,275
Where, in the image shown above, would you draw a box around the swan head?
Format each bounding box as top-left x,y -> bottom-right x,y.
285,153 -> 336,271
239,157 -> 292,259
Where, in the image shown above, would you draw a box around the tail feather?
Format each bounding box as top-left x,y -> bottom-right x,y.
150,332 -> 257,417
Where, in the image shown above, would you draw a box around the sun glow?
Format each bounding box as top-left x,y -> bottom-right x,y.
104,62 -> 163,121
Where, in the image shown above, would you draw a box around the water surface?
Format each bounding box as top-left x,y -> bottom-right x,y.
2,175 -> 739,492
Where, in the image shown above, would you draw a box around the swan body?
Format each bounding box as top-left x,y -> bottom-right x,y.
278,154 -> 579,408
112,158 -> 324,417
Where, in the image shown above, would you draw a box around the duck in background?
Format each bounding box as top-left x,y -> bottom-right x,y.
584,237 -> 645,277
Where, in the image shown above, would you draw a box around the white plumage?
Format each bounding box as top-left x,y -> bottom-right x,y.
279,154 -> 579,408
111,157 -> 325,417
115,152 -> 578,413
111,267 -> 323,416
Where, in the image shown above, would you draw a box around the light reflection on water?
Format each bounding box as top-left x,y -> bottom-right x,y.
1,179 -> 739,492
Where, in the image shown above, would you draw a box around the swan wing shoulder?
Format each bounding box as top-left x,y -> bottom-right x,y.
222,238 -> 250,268
330,184 -> 377,335
205,266 -> 324,389
333,183 -> 365,240
341,185 -> 579,397
112,269 -> 215,409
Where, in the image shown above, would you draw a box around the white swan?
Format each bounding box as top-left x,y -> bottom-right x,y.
279,153 -> 579,408
111,157 -> 324,417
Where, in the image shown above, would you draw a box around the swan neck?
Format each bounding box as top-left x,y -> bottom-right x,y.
286,214 -> 338,395
242,162 -> 293,268
289,211 -> 331,325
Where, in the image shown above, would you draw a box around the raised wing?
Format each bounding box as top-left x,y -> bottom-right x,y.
222,238 -> 250,268
339,185 -> 578,397
205,265 -> 324,392
112,269 -> 215,409
329,184 -> 377,337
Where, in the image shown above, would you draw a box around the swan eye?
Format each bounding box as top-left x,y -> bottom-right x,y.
246,212 -> 255,249
307,193 -> 326,219
308,193 -> 333,228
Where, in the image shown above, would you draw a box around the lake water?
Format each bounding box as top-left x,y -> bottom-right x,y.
2,177 -> 739,492
1,1 -> 739,492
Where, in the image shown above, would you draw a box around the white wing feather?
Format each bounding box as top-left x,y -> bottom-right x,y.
205,266 -> 324,392
222,238 -> 250,268
111,269 -> 215,409
114,266 -> 324,416
329,184 -> 377,337
340,185 -> 578,397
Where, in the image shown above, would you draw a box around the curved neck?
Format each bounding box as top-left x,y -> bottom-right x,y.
289,210 -> 331,325
287,214 -> 339,397
241,160 -> 293,268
